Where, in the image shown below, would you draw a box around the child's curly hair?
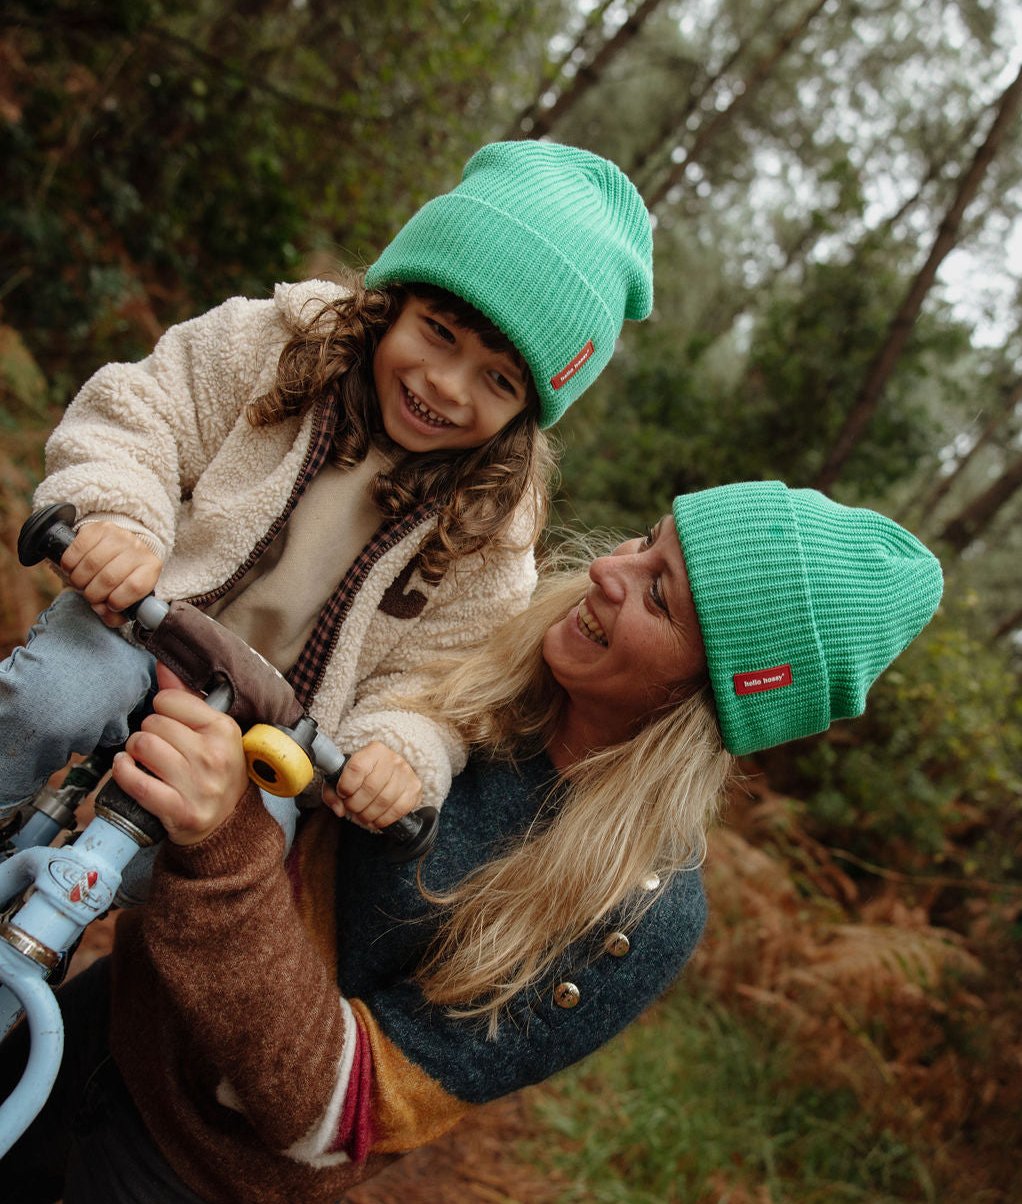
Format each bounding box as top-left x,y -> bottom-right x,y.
248,272 -> 557,583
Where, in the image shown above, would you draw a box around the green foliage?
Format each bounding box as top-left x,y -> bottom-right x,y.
529,983 -> 933,1202
736,252 -> 973,496
554,243 -> 977,534
764,589 -> 1022,879
0,0 -> 568,389
0,326 -> 48,427
553,323 -> 721,533
2,0 -> 305,382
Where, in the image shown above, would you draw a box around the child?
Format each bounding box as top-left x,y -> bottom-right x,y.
0,139 -> 654,832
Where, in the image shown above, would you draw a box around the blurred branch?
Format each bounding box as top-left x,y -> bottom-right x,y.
8,9 -> 401,125
938,450 -> 1022,552
506,0 -> 667,141
830,848 -> 1022,895
628,0 -> 789,194
814,59 -> 1022,493
993,601 -> 1022,642
898,376 -> 1022,525
645,0 -> 829,210
138,24 -> 376,121
504,0 -> 619,138
34,42 -> 135,209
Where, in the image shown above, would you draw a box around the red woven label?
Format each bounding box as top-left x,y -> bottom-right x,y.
551,340 -> 594,390
733,664 -> 793,695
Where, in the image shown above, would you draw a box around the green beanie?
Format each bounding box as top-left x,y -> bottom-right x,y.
364,140 -> 654,428
672,481 -> 944,756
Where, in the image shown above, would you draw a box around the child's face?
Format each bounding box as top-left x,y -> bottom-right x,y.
372,296 -> 531,453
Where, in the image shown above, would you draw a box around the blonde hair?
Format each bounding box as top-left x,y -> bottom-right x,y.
248,271 -> 557,582
414,550 -> 736,1035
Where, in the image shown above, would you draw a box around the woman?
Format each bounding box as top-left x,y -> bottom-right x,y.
1,480 -> 942,1204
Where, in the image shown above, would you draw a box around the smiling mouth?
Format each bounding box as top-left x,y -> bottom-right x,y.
403,386 -> 454,428
577,599 -> 608,646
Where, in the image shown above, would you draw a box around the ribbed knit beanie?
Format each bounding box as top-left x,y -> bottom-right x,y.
364,140 -> 654,428
672,481 -> 943,756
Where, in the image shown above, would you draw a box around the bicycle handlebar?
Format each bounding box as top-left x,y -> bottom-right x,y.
0,502 -> 442,1153
17,503 -> 438,860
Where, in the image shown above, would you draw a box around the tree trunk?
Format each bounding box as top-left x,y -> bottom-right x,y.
504,0 -> 620,139
627,0 -> 788,193
813,60 -> 1022,493
938,451 -> 1022,552
507,0 -> 667,142
645,0 -> 829,211
993,601 -> 1022,643
682,129 -> 944,364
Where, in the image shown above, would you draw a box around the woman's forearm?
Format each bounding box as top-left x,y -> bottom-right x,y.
134,788 -> 359,1157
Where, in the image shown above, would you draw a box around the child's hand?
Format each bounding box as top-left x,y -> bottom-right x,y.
322,741 -> 423,831
112,663 -> 249,846
60,521 -> 162,627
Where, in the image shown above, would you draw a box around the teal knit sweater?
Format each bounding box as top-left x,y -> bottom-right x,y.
110,750 -> 707,1203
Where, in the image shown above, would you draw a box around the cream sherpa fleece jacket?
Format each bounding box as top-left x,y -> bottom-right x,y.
35,281 -> 539,808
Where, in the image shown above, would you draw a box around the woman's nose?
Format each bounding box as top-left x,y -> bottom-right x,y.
588,553 -> 629,603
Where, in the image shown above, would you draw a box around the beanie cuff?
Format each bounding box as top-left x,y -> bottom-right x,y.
673,483 -> 830,755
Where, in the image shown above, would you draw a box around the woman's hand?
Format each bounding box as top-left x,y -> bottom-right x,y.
60,520 -> 162,627
112,663 -> 250,845
321,741 -> 423,830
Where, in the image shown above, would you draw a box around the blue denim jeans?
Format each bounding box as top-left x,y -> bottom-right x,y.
0,591 -> 158,814
0,958 -> 206,1203
1,590 -> 300,903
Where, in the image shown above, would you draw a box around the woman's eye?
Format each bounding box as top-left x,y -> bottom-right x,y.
649,577 -> 669,613
641,526 -> 655,550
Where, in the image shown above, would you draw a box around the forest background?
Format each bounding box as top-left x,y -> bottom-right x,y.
1,1 -> 1020,1200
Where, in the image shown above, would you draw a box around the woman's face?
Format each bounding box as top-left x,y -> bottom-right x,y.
542,516 -> 707,743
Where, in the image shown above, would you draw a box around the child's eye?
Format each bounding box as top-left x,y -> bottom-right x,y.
425,317 -> 456,344
490,370 -> 518,396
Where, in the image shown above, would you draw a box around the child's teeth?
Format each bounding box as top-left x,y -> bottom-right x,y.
405,388 -> 452,426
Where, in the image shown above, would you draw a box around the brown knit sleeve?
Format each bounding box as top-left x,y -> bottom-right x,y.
114,787 -> 349,1152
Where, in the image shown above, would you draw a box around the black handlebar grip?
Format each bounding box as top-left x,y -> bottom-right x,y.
322,758 -> 439,862
18,503 -> 78,567
18,502 -> 149,623
382,807 -> 440,862
92,777 -> 167,847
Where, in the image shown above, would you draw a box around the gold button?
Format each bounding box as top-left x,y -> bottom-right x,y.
642,873 -> 661,891
553,982 -> 580,1009
605,932 -> 630,957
